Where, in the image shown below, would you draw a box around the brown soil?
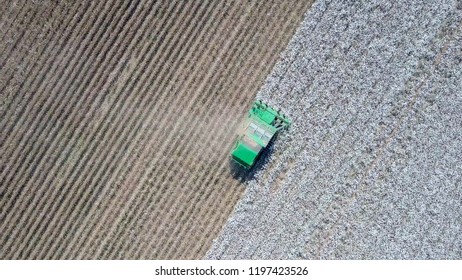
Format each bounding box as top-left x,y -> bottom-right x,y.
0,0 -> 314,259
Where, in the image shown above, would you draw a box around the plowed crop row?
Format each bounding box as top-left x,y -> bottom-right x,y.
0,0 -> 314,259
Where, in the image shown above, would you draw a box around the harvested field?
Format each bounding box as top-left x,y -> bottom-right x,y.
207,0 -> 462,259
0,0 -> 314,259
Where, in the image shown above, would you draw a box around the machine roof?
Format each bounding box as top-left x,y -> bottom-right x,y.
231,136 -> 262,168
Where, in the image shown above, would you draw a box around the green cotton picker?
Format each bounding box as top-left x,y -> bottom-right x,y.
231,100 -> 290,169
